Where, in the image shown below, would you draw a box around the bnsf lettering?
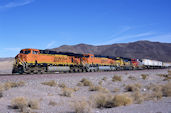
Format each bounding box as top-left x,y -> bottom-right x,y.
54,57 -> 67,62
101,59 -> 107,63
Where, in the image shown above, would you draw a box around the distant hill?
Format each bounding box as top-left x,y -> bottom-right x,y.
50,41 -> 171,62
0,57 -> 14,62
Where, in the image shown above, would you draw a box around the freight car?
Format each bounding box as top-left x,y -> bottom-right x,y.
142,59 -> 163,69
163,62 -> 171,68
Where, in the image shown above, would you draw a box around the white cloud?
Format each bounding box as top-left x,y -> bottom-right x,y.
0,0 -> 34,9
141,34 -> 171,43
46,41 -> 56,49
110,26 -> 132,38
98,32 -> 155,45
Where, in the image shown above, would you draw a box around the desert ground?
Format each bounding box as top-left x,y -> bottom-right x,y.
0,58 -> 14,74
0,68 -> 171,113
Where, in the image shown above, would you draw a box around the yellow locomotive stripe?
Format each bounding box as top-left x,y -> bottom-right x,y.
39,54 -> 68,57
26,61 -> 75,65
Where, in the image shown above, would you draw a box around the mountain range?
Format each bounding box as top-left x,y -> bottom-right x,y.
50,41 -> 171,62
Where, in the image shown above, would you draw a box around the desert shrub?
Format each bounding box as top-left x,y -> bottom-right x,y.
131,91 -> 144,104
61,88 -> 74,97
77,82 -> 84,86
146,84 -> 163,100
11,97 -> 39,112
134,83 -> 142,89
163,76 -> 171,81
128,76 -> 137,80
0,85 -> 4,91
73,87 -> 80,92
157,74 -> 171,81
91,93 -> 132,108
144,92 -> 162,101
146,83 -> 156,90
152,85 -> 162,99
102,77 -> 107,81
143,92 -> 152,101
162,82 -> 171,97
113,88 -> 120,92
98,81 -> 103,85
157,74 -> 168,78
99,87 -> 110,93
80,78 -> 93,86
0,92 -> 2,98
49,100 -> 57,106
58,83 -> 67,88
141,74 -> 149,80
168,70 -> 171,75
89,85 -> 100,91
112,94 -> 133,107
17,81 -> 25,87
125,83 -> 141,92
89,85 -> 109,93
4,82 -> 12,90
153,91 -> 162,100
11,97 -> 28,112
0,85 -> 4,98
73,99 -> 92,113
28,99 -> 39,109
41,80 -> 57,87
91,93 -> 113,108
4,81 -> 25,90
112,75 -> 122,82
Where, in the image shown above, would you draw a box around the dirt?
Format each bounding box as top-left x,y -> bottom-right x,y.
0,59 -> 14,74
0,69 -> 171,113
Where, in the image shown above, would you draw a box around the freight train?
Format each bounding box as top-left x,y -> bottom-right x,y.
12,48 -> 171,74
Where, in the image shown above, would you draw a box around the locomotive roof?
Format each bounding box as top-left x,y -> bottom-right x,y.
21,48 -> 39,51
94,55 -> 132,61
39,50 -> 84,57
20,48 -> 139,60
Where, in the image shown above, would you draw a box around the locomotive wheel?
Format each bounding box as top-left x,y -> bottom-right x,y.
41,67 -> 46,74
37,67 -> 43,74
81,69 -> 86,72
77,68 -> 82,73
38,70 -> 42,74
69,68 -> 74,73
73,68 -> 77,73
77,69 -> 80,73
18,66 -> 24,74
26,69 -> 31,74
90,69 -> 93,72
33,67 -> 38,74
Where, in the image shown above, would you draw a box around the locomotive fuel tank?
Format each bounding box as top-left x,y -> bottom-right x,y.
47,66 -> 70,72
98,66 -> 111,71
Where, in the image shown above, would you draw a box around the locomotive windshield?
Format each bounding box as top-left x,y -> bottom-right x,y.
20,50 -> 31,54
84,55 -> 89,58
33,51 -> 39,54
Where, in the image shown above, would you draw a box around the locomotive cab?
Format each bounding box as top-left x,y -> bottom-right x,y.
13,49 -> 40,74
17,49 -> 39,64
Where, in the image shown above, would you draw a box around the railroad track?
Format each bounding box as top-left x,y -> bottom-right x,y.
0,68 -> 170,77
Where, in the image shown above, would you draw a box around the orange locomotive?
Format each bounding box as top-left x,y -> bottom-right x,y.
12,48 -> 117,74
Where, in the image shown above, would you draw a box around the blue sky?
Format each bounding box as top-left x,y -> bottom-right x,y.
0,0 -> 171,57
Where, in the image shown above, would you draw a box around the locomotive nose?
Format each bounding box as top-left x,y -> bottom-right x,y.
15,54 -> 27,65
